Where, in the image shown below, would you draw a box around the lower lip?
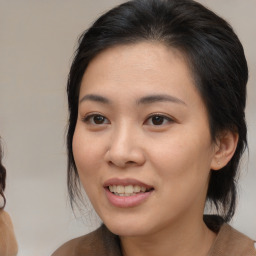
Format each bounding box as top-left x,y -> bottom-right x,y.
104,188 -> 153,208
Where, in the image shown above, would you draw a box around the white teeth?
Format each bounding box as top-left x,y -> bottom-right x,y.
114,193 -> 136,197
108,185 -> 149,196
117,185 -> 125,193
141,186 -> 146,192
124,185 -> 133,194
134,185 -> 140,193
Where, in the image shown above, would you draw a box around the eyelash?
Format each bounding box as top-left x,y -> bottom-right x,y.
82,113 -> 110,125
144,113 -> 174,126
82,113 -> 174,126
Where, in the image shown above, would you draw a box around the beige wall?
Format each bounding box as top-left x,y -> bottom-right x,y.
0,1 -> 255,255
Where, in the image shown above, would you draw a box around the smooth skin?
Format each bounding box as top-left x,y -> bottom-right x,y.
72,42 -> 238,256
0,210 -> 18,256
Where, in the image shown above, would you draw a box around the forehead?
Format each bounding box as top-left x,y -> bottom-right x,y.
78,42 -> 206,116
80,42 -> 197,97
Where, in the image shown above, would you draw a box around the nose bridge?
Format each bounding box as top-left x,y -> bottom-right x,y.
111,120 -> 136,154
107,120 -> 145,167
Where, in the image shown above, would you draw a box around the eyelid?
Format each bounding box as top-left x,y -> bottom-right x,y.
82,112 -> 110,125
144,113 -> 175,125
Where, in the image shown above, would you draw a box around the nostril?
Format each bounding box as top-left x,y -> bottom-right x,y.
108,160 -> 115,166
105,146 -> 145,168
107,160 -> 136,168
126,161 -> 136,165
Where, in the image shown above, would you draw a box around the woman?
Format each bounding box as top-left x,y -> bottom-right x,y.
0,141 -> 18,256
53,0 -> 256,255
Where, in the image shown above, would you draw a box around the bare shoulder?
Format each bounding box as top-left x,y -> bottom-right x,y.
0,210 -> 12,225
0,210 -> 18,256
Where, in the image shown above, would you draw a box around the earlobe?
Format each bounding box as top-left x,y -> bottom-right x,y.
211,131 -> 239,171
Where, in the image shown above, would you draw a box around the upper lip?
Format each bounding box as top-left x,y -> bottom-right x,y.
103,178 -> 154,189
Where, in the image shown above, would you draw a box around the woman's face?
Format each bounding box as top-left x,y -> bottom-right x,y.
73,42 -> 218,237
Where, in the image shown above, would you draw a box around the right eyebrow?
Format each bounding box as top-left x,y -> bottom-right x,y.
137,94 -> 187,106
79,94 -> 111,104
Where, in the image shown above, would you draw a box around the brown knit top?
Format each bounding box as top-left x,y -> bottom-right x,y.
52,216 -> 256,256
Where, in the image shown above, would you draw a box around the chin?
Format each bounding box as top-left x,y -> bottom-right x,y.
107,223 -> 147,237
102,214 -> 153,237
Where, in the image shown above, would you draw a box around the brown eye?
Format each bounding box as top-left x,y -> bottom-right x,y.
145,114 -> 173,126
151,116 -> 164,125
93,115 -> 105,124
83,114 -> 110,125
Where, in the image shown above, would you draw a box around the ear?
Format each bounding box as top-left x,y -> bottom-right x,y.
211,131 -> 239,171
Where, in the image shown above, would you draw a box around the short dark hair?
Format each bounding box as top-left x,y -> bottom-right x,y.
0,140 -> 6,209
66,0 -> 248,222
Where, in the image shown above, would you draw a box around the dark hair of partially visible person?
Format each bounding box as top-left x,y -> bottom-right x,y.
66,0 -> 248,222
0,140 -> 6,209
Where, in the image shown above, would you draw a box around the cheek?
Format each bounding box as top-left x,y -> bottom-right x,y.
149,139 -> 212,217
149,131 -> 213,191
72,125 -> 105,184
72,127 -> 107,209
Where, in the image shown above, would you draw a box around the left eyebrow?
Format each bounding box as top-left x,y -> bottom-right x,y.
137,94 -> 187,106
79,94 -> 111,104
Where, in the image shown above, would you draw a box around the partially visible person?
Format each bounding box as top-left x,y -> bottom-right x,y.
52,0 -> 256,255
0,139 -> 18,256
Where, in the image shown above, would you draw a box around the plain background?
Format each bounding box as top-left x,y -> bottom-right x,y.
0,1 -> 255,255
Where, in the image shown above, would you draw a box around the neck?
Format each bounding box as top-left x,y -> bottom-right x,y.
120,215 -> 216,256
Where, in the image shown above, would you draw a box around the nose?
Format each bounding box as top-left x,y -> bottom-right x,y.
104,124 -> 146,168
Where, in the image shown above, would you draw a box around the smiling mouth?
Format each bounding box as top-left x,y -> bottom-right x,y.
107,185 -> 154,197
